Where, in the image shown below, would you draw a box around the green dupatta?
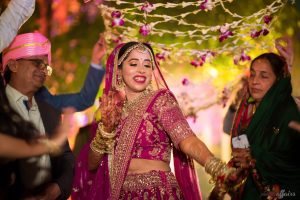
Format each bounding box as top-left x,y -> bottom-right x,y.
242,77 -> 300,199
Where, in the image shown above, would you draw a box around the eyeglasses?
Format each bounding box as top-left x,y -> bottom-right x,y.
17,58 -> 53,76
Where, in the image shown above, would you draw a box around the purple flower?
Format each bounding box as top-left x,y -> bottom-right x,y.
190,59 -> 204,67
111,11 -> 121,18
263,15 -> 272,25
112,18 -> 124,27
139,24 -> 151,36
219,31 -> 233,42
199,0 -> 214,11
250,28 -> 269,38
141,1 -> 155,13
155,53 -> 165,61
250,29 -> 262,38
262,28 -> 269,36
240,51 -> 251,62
219,24 -> 233,42
234,51 -> 251,65
182,78 -> 190,86
200,54 -> 207,62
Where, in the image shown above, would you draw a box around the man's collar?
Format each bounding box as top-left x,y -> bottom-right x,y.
6,84 -> 38,108
6,84 -> 28,102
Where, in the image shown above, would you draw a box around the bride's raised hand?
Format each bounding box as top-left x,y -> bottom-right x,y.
99,90 -> 124,132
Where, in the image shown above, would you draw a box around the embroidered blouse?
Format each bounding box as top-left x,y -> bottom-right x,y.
116,89 -> 194,164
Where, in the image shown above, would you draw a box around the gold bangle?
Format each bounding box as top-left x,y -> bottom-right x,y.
204,157 -> 229,182
88,121 -> 116,155
39,139 -> 61,156
90,135 -> 115,155
90,140 -> 106,154
97,122 -> 116,139
205,157 -> 246,193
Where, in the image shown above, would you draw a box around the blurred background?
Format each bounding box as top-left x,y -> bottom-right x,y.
1,0 -> 299,198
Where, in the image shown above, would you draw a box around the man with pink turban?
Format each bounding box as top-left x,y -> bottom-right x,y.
2,31 -> 106,112
1,32 -> 106,199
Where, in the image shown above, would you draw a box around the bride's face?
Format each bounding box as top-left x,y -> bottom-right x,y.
120,48 -> 153,94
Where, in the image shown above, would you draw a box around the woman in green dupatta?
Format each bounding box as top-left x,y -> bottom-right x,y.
222,51 -> 300,199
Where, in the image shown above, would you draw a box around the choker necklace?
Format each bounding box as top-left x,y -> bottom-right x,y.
122,89 -> 151,117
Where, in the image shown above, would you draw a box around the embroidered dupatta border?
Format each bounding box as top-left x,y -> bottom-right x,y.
110,89 -> 164,200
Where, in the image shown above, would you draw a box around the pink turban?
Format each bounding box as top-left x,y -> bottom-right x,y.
2,32 -> 51,72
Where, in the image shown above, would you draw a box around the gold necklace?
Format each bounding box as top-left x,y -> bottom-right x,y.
122,89 -> 150,117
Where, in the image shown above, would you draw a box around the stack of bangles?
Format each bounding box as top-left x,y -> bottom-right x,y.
205,157 -> 241,193
90,122 -> 116,154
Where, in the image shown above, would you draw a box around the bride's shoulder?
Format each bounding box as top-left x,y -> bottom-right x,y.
150,89 -> 178,111
152,89 -> 174,98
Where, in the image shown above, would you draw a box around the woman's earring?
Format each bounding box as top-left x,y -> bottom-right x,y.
117,75 -> 122,85
116,75 -> 125,90
146,80 -> 153,92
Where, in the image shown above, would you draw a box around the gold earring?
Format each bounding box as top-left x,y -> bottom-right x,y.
116,75 -> 125,90
146,80 -> 153,92
117,75 -> 122,85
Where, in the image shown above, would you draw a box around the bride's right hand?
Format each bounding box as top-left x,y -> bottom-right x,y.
99,90 -> 124,132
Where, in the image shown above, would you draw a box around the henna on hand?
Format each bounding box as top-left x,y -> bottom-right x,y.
99,90 -> 125,132
231,148 -> 252,169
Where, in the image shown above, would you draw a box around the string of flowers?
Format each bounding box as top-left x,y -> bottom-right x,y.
92,0 -> 289,114
98,0 -> 286,67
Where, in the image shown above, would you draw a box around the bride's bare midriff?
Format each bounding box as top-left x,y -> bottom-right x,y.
127,158 -> 171,174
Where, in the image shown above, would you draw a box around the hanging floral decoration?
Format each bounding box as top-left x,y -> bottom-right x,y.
233,50 -> 251,65
98,0 -> 285,67
199,0 -> 214,11
93,0 -> 288,112
111,11 -> 124,27
219,24 -> 234,42
139,24 -> 151,36
141,1 -> 155,13
182,78 -> 190,86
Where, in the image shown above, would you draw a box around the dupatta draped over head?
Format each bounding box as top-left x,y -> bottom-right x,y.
72,43 -> 202,200
230,62 -> 300,199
